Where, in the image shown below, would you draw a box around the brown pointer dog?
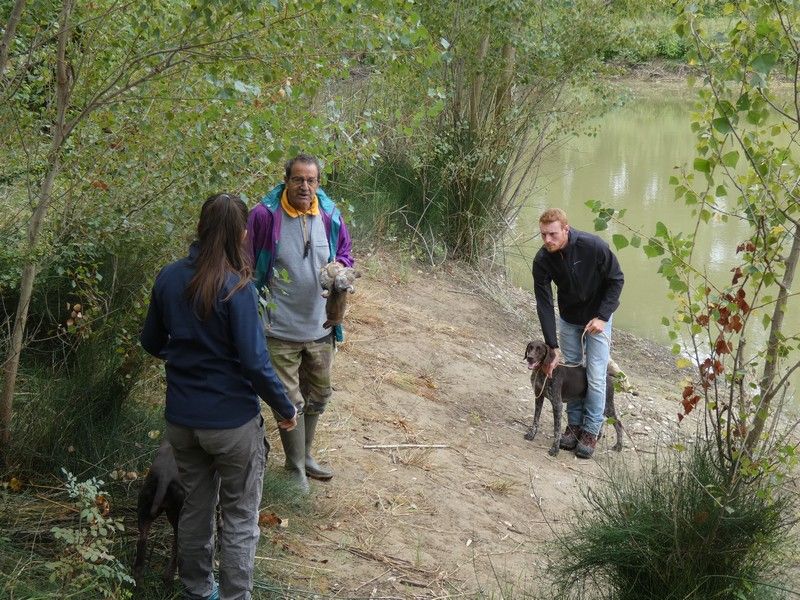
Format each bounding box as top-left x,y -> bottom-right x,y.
523,340 -> 624,456
133,439 -> 184,587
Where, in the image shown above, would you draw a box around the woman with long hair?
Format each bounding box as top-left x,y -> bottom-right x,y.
141,193 -> 296,600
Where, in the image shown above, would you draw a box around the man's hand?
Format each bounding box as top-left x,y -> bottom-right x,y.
544,347 -> 561,377
277,412 -> 298,432
585,318 -> 607,335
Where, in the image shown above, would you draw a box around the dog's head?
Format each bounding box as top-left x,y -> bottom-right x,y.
524,340 -> 555,371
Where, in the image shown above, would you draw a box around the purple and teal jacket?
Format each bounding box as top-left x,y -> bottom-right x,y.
246,183 -> 354,341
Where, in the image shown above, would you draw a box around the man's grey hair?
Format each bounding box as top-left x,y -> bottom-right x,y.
284,153 -> 322,179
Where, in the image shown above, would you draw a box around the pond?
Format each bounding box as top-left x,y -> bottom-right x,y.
506,81 -> 796,395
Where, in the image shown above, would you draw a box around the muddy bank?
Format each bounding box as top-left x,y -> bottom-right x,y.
256,250 -> 699,597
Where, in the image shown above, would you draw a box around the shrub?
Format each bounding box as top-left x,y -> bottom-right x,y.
553,443 -> 796,600
46,470 -> 133,598
9,351 -> 165,474
603,18 -> 690,63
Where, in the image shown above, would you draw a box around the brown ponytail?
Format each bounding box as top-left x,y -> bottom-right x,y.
186,193 -> 253,319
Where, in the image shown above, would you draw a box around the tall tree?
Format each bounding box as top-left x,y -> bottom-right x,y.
0,0 -> 429,460
400,0 -> 613,262
590,0 -> 800,483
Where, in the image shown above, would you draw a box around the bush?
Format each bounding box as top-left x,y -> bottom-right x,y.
47,470 -> 133,598
8,350 -> 165,474
603,18 -> 690,63
553,443 -> 796,600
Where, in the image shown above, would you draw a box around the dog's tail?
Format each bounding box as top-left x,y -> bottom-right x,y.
150,473 -> 171,517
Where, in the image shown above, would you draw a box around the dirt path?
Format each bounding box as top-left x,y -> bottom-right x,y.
257,251 -> 692,598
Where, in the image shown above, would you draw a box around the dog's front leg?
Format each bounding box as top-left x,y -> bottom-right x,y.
549,390 -> 563,456
525,395 -> 545,441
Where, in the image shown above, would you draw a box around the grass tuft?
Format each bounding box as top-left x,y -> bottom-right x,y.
551,442 -> 796,600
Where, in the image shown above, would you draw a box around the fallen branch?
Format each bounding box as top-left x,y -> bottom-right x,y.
343,545 -> 438,577
362,444 -> 449,449
254,555 -> 333,572
398,578 -> 429,588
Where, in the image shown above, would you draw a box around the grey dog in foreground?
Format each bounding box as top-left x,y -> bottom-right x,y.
523,340 -> 624,456
133,440 -> 183,587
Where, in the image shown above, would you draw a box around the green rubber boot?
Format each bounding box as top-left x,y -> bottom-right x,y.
304,413 -> 333,481
278,416 -> 309,493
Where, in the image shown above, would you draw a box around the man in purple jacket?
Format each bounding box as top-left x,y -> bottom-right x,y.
247,154 -> 354,492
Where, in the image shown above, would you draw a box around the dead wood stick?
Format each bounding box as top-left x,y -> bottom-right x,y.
399,578 -> 429,588
344,546 -> 437,576
362,443 -> 449,449
254,555 -> 334,572
351,569 -> 393,593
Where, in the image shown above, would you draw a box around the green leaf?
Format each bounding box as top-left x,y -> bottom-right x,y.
655,221 -> 668,237
736,93 -> 750,111
747,109 -> 765,125
612,234 -> 629,250
722,151 -> 739,168
643,243 -> 664,258
693,158 -> 711,173
751,53 -> 777,75
661,317 -> 670,326
715,185 -> 727,197
669,175 -> 679,185
630,235 -> 641,248
593,217 -> 608,231
712,117 -> 732,134
669,279 -> 689,293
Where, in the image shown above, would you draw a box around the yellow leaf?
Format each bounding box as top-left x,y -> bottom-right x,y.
676,358 -> 693,369
8,477 -> 22,492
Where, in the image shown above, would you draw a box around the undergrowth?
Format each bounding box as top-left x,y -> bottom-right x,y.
551,442 -> 797,600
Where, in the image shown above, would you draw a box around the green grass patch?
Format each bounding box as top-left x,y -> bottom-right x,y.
552,443 -> 796,599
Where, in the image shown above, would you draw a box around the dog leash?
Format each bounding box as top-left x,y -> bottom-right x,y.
531,370 -> 549,401
531,330 -> 607,399
558,330 -> 589,368
560,329 -> 613,368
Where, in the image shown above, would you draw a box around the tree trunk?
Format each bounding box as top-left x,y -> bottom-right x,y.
745,222 -> 800,452
0,0 -> 72,458
495,42 -> 515,115
0,0 -> 27,81
469,34 -> 489,132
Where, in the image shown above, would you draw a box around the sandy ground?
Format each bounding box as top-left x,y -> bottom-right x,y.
253,251 -> 699,598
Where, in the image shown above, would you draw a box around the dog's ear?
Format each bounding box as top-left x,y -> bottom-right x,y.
524,342 -> 534,360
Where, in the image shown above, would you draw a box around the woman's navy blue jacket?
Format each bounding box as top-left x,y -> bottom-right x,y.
140,243 -> 295,429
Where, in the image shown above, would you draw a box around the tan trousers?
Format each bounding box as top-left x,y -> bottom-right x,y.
266,336 -> 334,416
